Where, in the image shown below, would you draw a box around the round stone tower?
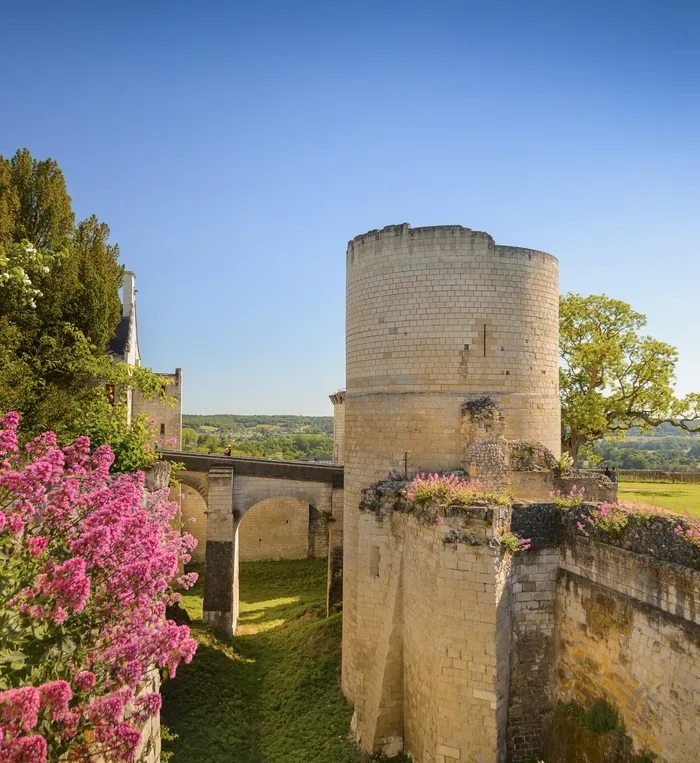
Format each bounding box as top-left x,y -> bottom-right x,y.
342,224 -> 560,702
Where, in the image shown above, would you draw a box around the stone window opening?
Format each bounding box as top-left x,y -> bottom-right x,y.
370,546 -> 381,578
160,423 -> 166,435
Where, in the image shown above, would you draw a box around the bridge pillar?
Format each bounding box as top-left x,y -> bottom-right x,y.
202,467 -> 238,635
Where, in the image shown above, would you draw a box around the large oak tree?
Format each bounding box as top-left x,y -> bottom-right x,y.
560,293 -> 699,462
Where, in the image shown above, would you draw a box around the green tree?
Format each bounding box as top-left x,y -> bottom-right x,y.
182,427 -> 199,447
3,148 -> 74,251
560,293 -> 700,462
0,148 -> 168,469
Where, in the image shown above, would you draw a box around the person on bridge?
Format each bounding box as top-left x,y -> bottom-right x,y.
223,446 -> 231,456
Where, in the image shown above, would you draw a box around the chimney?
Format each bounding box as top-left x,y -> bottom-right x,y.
122,271 -> 136,319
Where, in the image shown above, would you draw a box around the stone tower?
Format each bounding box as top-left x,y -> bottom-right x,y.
342,225 -> 560,712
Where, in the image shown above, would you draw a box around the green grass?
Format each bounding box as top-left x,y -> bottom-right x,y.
162,559 -> 406,763
618,480 -> 700,518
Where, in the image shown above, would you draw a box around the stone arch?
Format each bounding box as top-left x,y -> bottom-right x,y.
235,478 -> 329,518
177,483 -> 208,563
176,472 -> 208,503
237,496 -> 312,561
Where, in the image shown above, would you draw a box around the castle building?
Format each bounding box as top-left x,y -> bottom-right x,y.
107,270 -> 182,451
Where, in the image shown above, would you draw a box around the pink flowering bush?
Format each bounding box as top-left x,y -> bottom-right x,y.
576,501 -> 629,537
0,412 -> 198,762
673,523 -> 700,547
550,485 -> 585,509
407,473 -> 511,506
499,532 -> 532,552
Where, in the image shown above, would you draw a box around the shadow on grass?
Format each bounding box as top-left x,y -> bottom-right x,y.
162,559 -> 373,763
161,626 -> 260,762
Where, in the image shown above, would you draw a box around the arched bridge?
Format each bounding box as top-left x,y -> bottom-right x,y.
160,451 -> 344,635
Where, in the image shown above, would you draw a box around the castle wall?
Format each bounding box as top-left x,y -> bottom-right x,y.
511,471 -> 617,503
507,548 -> 559,760
349,496 -> 700,762
554,539 -> 700,763
132,368 -> 183,450
343,224 -> 560,704
353,509 -> 514,761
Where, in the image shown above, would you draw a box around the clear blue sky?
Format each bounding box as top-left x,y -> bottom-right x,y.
2,1 -> 698,415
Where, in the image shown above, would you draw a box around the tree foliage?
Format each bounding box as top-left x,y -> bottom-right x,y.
0,149 -> 167,469
560,293 -> 700,462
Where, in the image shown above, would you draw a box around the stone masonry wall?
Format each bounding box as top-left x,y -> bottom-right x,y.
177,484 -> 207,563
352,500 -> 514,762
507,548 -> 558,760
347,488 -> 700,762
238,497 -> 311,561
179,488 -> 331,563
330,391 -> 346,464
132,368 -> 183,450
511,471 -> 617,503
555,539 -> 700,762
132,669 -> 161,763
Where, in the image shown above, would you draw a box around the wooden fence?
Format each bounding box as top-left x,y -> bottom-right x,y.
618,470 -> 700,484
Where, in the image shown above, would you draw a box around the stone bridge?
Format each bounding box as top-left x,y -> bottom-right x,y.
160,451 -> 344,634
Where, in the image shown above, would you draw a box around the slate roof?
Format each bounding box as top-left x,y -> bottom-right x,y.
107,316 -> 130,358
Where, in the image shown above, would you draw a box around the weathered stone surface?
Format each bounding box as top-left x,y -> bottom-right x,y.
326,538 -> 344,614
346,483 -> 700,762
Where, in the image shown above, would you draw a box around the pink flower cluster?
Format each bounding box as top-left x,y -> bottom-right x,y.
576,501 -> 629,536
0,412 -> 198,762
406,472 -> 510,506
673,524 -> 700,547
407,472 -> 474,502
549,485 -> 585,508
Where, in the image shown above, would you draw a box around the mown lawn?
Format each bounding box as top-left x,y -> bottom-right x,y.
161,559 -> 407,763
618,480 -> 700,518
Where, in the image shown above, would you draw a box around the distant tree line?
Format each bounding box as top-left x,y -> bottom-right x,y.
182,414 -> 333,436
589,437 -> 700,472
182,426 -> 332,460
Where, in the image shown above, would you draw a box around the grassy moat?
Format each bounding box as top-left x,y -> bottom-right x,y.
161,559 -> 405,762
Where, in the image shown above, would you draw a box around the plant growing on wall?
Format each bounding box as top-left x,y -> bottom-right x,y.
407,473 -> 511,506
559,293 -> 700,463
0,412 -> 198,761
498,532 -> 532,552
576,502 -> 629,537
550,485 -> 586,509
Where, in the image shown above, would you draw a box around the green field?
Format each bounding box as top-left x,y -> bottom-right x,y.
618,481 -> 700,518
162,559 -> 407,763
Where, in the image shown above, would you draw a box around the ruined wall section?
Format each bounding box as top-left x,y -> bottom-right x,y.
555,539 -> 700,762
344,223 -> 560,703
